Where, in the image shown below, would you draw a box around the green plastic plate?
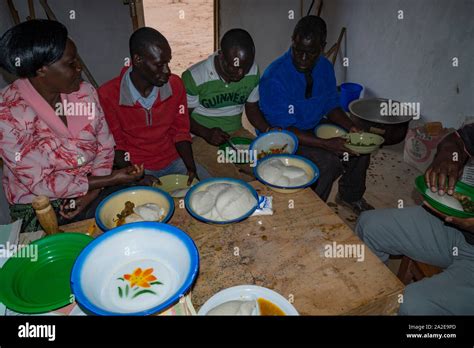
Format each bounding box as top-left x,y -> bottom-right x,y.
344,132 -> 385,155
415,175 -> 474,218
0,233 -> 93,314
218,137 -> 253,164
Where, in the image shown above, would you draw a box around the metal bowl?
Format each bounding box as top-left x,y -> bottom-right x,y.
349,98 -> 414,124
348,98 -> 413,145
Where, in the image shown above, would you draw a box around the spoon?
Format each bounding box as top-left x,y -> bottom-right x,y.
227,139 -> 239,152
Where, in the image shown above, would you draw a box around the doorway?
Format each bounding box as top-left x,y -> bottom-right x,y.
142,0 -> 217,76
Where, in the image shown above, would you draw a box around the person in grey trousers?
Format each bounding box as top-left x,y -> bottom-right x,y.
356,123 -> 474,315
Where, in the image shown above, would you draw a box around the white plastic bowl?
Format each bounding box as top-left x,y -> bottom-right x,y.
198,285 -> 299,315
254,154 -> 319,194
71,222 -> 199,315
95,186 -> 174,231
314,124 -> 348,139
249,130 -> 298,161
184,178 -> 259,224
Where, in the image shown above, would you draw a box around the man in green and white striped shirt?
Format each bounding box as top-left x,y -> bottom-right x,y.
181,29 -> 271,179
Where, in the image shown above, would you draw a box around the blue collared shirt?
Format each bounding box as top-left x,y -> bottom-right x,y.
259,48 -> 340,131
124,67 -> 158,109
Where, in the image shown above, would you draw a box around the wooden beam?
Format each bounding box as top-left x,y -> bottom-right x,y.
214,0 -> 220,51
129,0 -> 139,31
331,27 -> 346,65
38,0 -> 99,88
27,0 -> 36,20
317,0 -> 323,16
6,0 -> 21,25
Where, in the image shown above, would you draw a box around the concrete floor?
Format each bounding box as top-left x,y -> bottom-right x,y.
327,141 -> 423,275
328,141 -> 422,228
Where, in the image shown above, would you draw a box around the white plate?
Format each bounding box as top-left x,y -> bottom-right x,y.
198,285 -> 299,315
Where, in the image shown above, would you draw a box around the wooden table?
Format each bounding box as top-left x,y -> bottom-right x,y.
23,181 -> 404,315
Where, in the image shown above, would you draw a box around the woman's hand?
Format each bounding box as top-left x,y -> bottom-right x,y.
59,189 -> 100,220
111,164 -> 144,185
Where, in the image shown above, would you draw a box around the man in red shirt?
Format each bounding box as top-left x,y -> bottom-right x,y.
98,27 -> 209,184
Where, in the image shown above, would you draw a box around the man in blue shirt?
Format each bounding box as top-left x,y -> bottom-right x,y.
259,15 -> 373,214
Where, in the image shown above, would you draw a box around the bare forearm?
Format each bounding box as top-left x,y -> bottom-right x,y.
189,112 -> 210,139
175,141 -> 196,172
245,102 -> 270,133
327,107 -> 356,131
87,174 -> 120,190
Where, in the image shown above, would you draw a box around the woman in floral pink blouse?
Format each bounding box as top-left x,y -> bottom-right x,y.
0,20 -> 144,232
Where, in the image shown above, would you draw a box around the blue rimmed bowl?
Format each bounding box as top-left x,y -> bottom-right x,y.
95,186 -> 174,231
254,154 -> 319,194
70,222 -> 199,316
184,178 -> 259,224
249,130 -> 298,161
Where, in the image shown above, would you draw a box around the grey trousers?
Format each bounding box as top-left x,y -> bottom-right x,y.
355,206 -> 474,315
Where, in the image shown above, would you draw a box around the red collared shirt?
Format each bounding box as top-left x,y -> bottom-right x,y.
98,68 -> 192,170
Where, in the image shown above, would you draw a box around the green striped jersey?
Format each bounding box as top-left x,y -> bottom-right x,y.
182,52 -> 259,133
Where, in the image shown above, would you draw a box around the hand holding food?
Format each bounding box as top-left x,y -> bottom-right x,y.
424,200 -> 474,233
112,164 -> 144,185
129,164 -> 144,177
349,125 -> 363,133
59,190 -> 100,220
323,137 -> 357,156
445,216 -> 474,233
206,127 -> 230,146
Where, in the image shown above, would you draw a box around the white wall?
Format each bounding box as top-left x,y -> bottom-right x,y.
220,0 -> 473,129
323,0 -> 473,128
0,0 -> 133,88
0,0 -> 17,87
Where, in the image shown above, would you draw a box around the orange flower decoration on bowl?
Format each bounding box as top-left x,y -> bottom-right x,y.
124,267 -> 158,288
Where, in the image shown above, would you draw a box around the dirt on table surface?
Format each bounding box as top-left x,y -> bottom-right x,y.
144,0 -> 214,76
